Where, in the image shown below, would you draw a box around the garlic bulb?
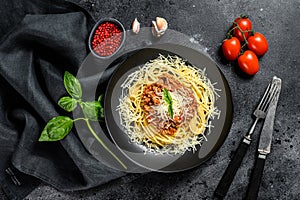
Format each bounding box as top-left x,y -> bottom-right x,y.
152,17 -> 168,37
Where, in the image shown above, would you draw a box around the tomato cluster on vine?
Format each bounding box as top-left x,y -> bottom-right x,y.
222,15 -> 268,76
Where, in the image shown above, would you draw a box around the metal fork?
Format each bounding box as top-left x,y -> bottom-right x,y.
214,76 -> 281,198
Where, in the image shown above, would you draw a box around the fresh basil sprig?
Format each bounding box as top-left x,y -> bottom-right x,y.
38,71 -> 127,169
163,88 -> 174,119
40,72 -> 104,140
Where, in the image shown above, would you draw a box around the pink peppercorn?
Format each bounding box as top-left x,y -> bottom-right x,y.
91,21 -> 123,57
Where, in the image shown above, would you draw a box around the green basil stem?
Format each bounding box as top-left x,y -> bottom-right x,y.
73,117 -> 86,122
84,119 -> 127,170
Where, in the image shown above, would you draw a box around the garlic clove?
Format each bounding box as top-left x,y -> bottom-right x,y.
151,20 -> 158,37
132,17 -> 140,34
152,17 -> 168,37
156,17 -> 168,31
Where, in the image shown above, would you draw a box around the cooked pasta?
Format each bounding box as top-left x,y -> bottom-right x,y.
117,54 -> 220,154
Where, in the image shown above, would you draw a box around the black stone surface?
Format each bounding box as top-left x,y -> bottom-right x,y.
24,0 -> 300,199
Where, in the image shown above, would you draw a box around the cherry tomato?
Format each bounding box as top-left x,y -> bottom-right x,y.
233,16 -> 252,42
222,37 -> 241,61
238,50 -> 259,75
247,32 -> 268,57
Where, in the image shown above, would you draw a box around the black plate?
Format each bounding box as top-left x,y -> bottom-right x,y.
104,44 -> 233,172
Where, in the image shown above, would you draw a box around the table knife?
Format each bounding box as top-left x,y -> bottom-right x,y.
245,77 -> 282,200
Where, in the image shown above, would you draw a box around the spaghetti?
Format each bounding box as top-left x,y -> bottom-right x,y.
117,54 -> 220,154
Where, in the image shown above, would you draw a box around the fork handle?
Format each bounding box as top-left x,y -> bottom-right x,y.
214,137 -> 251,198
244,154 -> 266,200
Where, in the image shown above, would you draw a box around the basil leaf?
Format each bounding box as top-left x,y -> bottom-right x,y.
97,94 -> 103,103
82,101 -> 104,121
64,71 -> 82,99
168,105 -> 174,119
39,116 -> 73,141
58,96 -> 77,112
163,88 -> 174,118
163,88 -> 171,104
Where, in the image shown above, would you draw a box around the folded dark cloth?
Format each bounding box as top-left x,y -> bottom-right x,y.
0,0 -> 126,199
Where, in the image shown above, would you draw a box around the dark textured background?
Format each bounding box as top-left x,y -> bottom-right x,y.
19,0 -> 300,199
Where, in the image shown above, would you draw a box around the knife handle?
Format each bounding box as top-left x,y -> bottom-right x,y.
214,138 -> 251,198
244,154 -> 266,200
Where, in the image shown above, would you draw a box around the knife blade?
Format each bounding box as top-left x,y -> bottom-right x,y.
245,76 -> 281,200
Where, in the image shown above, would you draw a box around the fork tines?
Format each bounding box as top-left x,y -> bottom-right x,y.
257,76 -> 281,114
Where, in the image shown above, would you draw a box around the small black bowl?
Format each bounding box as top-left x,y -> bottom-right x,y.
88,18 -> 126,59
